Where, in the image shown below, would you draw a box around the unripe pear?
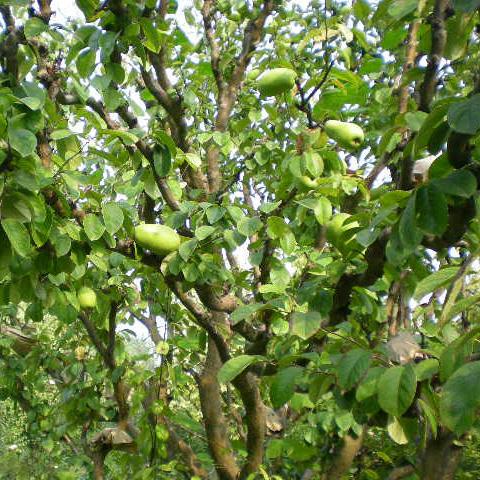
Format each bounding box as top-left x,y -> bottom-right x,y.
296,175 -> 321,190
257,68 -> 297,97
324,120 -> 364,150
78,287 -> 97,309
246,69 -> 261,82
134,224 -> 180,256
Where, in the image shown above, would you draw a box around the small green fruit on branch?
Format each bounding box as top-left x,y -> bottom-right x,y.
78,287 -> 97,309
134,224 -> 181,256
257,68 -> 297,97
324,120 -> 364,150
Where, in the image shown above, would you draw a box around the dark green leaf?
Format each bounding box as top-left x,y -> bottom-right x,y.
1,219 -> 31,257
452,0 -> 480,13
416,184 -> 448,236
432,170 -> 477,198
8,127 -> 37,157
447,94 -> 480,134
76,48 -> 96,78
440,361 -> 480,434
377,365 -> 417,417
270,366 -> 304,408
337,349 -> 372,391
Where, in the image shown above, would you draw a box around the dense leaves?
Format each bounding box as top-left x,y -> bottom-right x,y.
0,0 -> 480,479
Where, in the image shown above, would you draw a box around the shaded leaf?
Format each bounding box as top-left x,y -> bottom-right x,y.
218,355 -> 265,384
377,365 -> 417,417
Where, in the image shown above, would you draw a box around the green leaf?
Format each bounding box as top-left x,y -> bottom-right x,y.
1,219 -> 31,257
416,184 -> 448,236
387,416 -> 417,445
290,311 -> 322,340
452,0 -> 480,13
448,294 -> 480,320
405,111 -> 428,132
414,267 -> 459,300
218,355 -> 265,384
267,216 -> 290,239
377,365 -> 417,417
388,0 -> 418,20
432,170 -> 477,198
178,238 -> 198,261
270,366 -> 303,408
206,206 -> 225,224
399,193 -> 422,249
76,48 -> 96,78
195,225 -> 216,241
50,129 -> 73,140
231,303 -> 267,325
238,217 -> 263,237
356,366 -> 385,402
416,101 -> 453,152
8,127 -> 37,157
337,349 -> 372,391
184,153 -> 202,170
17,96 -> 42,110
447,94 -> 480,135
24,17 -> 47,38
83,214 -> 106,241
140,18 -> 165,53
98,129 -> 139,145
414,358 -> 439,381
439,328 -> 480,382
102,203 -> 124,235
314,197 -> 333,225
440,361 -> 480,434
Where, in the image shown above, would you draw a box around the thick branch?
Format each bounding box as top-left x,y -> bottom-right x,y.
419,0 -> 449,112
233,371 -> 266,479
106,302 -> 118,369
399,21 -> 421,114
202,0 -> 224,93
79,312 -> 109,360
197,337 -> 240,480
322,429 -> 365,480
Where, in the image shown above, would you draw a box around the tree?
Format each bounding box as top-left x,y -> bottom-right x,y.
1,0 -> 480,479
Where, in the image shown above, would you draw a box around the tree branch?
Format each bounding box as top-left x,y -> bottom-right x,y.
197,337 -> 240,480
419,0 -> 449,112
202,0 -> 224,94
399,20 -> 421,114
206,0 -> 275,193
78,312 -> 109,361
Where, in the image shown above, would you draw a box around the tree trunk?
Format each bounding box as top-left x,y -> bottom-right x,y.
198,337 -> 240,480
92,450 -> 107,480
420,432 -> 462,480
322,429 -> 365,480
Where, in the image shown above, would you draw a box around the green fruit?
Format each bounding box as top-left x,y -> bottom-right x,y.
78,287 -> 97,309
296,175 -> 321,190
324,120 -> 364,150
257,68 -> 297,97
246,68 -> 261,81
134,224 -> 180,256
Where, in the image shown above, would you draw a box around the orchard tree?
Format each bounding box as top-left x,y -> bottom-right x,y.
1,0 -> 480,479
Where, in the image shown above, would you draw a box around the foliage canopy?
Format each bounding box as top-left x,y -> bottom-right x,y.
1,0 -> 480,479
